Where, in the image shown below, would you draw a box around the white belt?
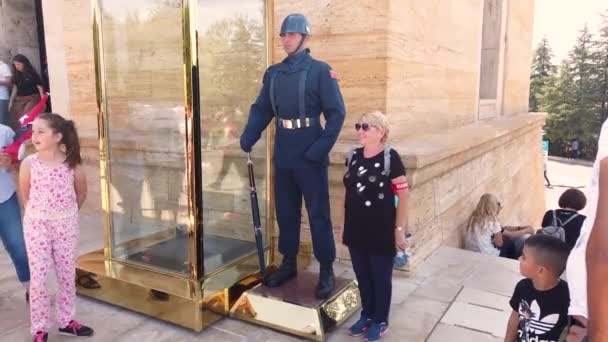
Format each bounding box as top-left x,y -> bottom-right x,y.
279,118 -> 311,129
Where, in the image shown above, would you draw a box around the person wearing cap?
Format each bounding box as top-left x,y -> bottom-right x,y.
240,13 -> 346,299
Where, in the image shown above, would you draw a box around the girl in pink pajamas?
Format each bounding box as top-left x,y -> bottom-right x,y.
19,113 -> 93,342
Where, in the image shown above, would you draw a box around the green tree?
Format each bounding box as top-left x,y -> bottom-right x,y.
198,15 -> 266,147
200,15 -> 265,114
544,25 -> 600,159
543,62 -> 577,156
529,36 -> 556,111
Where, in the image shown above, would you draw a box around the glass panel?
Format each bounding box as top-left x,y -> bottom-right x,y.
198,0 -> 268,274
99,0 -> 190,274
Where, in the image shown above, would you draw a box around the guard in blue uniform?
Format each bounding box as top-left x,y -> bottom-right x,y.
240,14 -> 346,299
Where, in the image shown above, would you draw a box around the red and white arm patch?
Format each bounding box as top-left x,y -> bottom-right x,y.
391,181 -> 409,192
329,70 -> 338,79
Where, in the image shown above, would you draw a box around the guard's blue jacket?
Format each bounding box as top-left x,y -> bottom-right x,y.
240,49 -> 346,168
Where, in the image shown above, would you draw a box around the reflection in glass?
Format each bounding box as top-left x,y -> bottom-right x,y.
198,0 -> 269,274
100,0 -> 190,274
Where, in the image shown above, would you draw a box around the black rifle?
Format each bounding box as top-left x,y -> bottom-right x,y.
247,153 -> 267,282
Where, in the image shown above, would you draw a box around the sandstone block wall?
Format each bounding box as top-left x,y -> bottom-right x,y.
41,0 -> 540,269
385,0 -> 483,138
0,0 -> 40,69
314,114 -> 546,265
501,0 -> 535,116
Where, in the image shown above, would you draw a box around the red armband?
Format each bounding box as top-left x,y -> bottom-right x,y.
391,181 -> 408,193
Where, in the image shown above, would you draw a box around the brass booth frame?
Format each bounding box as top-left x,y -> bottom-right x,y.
76,0 -> 276,332
76,0 -> 359,339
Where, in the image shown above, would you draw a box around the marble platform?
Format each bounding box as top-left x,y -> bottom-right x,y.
0,209 -> 522,341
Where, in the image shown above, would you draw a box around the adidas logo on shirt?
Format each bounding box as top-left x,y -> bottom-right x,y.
518,300 -> 561,342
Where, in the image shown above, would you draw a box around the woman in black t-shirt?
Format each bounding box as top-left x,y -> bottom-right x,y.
340,111 -> 408,341
8,54 -> 44,128
541,188 -> 587,250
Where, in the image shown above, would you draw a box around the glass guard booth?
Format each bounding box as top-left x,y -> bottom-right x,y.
76,0 -> 272,331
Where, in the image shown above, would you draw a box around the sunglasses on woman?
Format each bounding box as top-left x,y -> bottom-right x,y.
355,123 -> 374,131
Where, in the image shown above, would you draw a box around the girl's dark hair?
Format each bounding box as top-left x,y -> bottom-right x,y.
11,54 -> 42,86
38,113 -> 82,168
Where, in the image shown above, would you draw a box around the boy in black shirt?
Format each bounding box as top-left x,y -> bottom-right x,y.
505,235 -> 570,342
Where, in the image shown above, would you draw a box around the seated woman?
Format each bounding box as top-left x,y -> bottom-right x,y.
541,188 -> 587,250
464,193 -> 533,259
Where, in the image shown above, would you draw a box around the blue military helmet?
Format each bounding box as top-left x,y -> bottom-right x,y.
280,13 -> 311,36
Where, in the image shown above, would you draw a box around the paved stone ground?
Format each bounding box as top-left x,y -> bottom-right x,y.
545,159 -> 593,210
0,159 -> 592,341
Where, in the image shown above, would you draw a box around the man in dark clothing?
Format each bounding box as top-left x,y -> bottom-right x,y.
240,14 -> 346,299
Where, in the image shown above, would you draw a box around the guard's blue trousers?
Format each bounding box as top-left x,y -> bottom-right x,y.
274,165 -> 336,264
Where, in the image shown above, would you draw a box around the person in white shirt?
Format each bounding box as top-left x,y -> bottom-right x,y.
0,124 -> 30,300
0,59 -> 12,126
464,193 -> 533,259
566,119 -> 608,341
464,194 -> 503,256
586,155 -> 608,340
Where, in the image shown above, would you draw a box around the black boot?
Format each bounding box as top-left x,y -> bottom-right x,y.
316,263 -> 335,299
266,256 -> 297,287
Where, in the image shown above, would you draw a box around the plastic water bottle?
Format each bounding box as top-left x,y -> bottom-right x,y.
394,233 -> 413,268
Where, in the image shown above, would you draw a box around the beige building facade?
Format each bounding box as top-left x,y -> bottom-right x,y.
0,1 -> 42,69
8,0 -> 543,270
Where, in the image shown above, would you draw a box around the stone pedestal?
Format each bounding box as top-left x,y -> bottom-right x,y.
231,270 -> 360,341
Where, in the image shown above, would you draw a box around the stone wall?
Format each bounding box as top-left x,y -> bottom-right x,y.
501,0 -> 535,116
274,0 -> 535,138
385,0 -> 482,139
272,0 -> 541,265
320,114 -> 546,265
0,0 -> 40,69
41,0 -> 99,212
273,0 -> 391,144
479,0 -> 503,100
275,0 -> 485,141
42,0 -> 540,268
61,0 -> 97,130
401,115 -> 545,264
39,0 -> 70,117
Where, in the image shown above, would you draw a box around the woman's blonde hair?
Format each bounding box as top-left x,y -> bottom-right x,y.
466,193 -> 501,232
359,111 -> 390,143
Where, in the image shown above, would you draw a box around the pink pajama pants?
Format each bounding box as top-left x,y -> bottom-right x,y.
23,214 -> 79,335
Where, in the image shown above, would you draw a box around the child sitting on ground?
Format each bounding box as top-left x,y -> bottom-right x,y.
504,234 -> 570,342
464,194 -> 533,259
